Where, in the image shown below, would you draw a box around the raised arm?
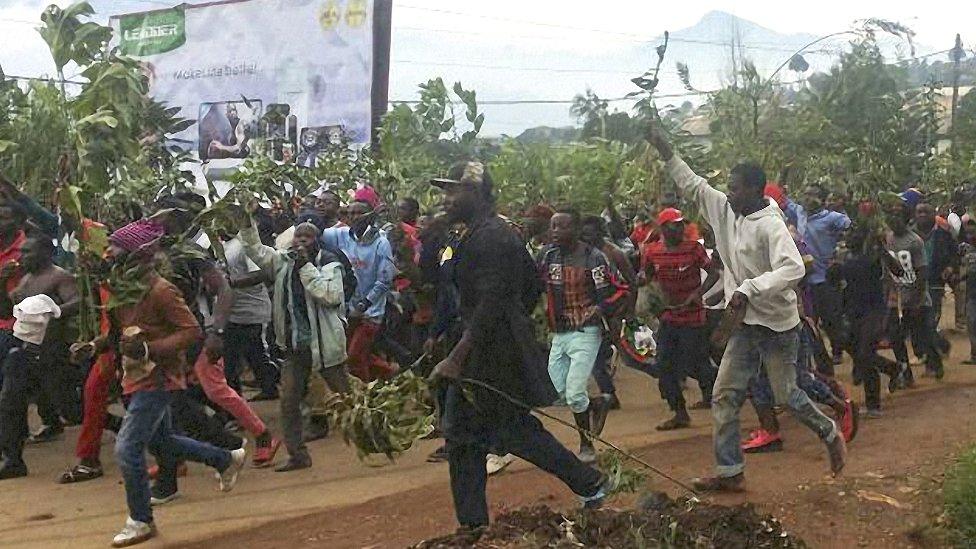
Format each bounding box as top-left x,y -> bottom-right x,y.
238,222 -> 282,274
646,125 -> 729,228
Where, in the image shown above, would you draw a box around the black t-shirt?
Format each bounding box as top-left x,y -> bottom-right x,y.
840,254 -> 886,317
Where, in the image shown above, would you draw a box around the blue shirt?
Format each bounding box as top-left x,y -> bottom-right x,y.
796,207 -> 851,285
320,226 -> 396,321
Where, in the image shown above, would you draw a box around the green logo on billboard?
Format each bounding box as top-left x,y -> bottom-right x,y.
120,7 -> 186,56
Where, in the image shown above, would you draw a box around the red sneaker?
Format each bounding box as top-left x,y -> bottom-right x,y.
841,400 -> 859,443
252,438 -> 282,468
147,462 -> 187,479
741,429 -> 783,453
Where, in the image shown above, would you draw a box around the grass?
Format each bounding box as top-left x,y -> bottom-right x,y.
944,444 -> 976,548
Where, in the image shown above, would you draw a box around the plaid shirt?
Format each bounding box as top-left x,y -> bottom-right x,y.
539,243 -> 627,332
643,239 -> 711,326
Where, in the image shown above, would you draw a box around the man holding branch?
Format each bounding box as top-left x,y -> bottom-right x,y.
647,122 -> 846,492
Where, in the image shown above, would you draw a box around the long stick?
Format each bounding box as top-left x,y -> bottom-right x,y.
457,377 -> 700,497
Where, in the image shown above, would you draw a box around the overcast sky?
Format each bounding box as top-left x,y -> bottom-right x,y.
1,0 -> 972,134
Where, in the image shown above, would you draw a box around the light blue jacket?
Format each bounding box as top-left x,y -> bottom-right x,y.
321,226 -> 396,321
239,225 -> 347,370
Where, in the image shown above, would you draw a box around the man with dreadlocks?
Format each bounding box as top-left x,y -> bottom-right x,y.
429,161 -> 613,538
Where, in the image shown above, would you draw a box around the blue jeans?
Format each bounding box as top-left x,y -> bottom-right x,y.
548,327 -> 602,413
115,390 -> 232,524
749,323 -> 836,408
713,325 -> 837,478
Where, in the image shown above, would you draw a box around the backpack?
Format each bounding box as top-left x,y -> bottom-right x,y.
321,248 -> 357,303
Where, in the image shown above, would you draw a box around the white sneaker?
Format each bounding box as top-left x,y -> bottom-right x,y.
486,453 -> 515,476
111,517 -> 156,547
219,447 -> 246,492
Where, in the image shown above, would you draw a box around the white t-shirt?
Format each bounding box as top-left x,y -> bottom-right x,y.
224,237 -> 272,325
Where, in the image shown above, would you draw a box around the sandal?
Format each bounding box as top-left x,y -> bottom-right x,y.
58,464 -> 103,484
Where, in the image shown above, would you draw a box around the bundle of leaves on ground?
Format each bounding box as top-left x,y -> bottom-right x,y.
327,371 -> 435,464
413,492 -> 805,548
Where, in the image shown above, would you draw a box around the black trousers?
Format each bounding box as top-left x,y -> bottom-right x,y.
811,282 -> 846,357
888,306 -> 941,381
655,322 -> 715,412
591,338 -> 616,396
848,311 -> 899,410
441,384 -> 602,528
0,341 -> 37,464
224,323 -> 279,396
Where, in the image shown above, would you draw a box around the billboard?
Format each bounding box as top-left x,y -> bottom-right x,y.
111,0 -> 386,163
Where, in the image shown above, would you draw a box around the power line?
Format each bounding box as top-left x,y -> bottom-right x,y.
395,24 -> 837,55
396,4 -> 863,53
4,74 -> 85,86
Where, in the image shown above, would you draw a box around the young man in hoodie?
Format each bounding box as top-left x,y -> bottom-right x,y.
648,124 -> 845,492
238,211 -> 351,472
322,199 -> 398,381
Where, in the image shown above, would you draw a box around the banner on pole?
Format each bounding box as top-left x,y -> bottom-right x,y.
111,0 -> 377,164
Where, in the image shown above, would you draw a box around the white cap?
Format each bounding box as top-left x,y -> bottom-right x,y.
13,295 -> 62,345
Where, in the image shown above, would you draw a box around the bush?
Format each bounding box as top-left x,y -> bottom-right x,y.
944,445 -> 976,546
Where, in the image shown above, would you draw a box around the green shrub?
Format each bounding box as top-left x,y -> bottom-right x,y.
945,445 -> 976,547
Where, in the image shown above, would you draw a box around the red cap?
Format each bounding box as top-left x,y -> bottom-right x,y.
657,207 -> 684,226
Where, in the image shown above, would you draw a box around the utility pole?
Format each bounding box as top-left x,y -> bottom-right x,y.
950,34 -> 966,158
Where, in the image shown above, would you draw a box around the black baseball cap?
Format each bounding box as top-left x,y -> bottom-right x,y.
430,161 -> 488,189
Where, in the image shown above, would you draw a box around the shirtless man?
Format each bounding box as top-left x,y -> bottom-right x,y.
0,235 -> 78,478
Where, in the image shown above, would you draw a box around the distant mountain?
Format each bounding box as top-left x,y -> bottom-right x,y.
514,126 -> 580,144
389,10 -> 935,136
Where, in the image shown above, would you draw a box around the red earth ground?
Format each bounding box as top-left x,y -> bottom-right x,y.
2,331 -> 974,548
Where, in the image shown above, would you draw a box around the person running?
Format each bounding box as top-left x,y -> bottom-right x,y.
237,210 -> 352,473
794,184 -> 851,365
648,124 -> 845,492
102,220 -> 245,548
641,207 -> 719,430
222,231 -> 280,402
581,215 -> 637,411
0,235 -> 78,479
961,219 -> 976,365
321,198 -> 398,381
0,197 -> 26,370
539,208 -> 624,462
428,161 -> 613,536
913,200 -> 957,372
885,199 -> 941,384
835,224 -> 905,417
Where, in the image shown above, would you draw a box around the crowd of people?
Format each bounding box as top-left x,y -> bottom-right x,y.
2,119 -> 976,546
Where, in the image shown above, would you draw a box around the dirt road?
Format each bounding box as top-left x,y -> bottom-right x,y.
2,332 -> 974,548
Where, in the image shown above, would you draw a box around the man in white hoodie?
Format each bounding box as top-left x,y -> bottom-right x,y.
648,125 -> 846,492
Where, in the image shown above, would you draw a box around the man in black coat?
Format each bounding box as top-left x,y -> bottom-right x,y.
428,161 -> 611,535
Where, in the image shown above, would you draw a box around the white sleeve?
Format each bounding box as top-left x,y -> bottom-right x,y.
665,155 -> 729,228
